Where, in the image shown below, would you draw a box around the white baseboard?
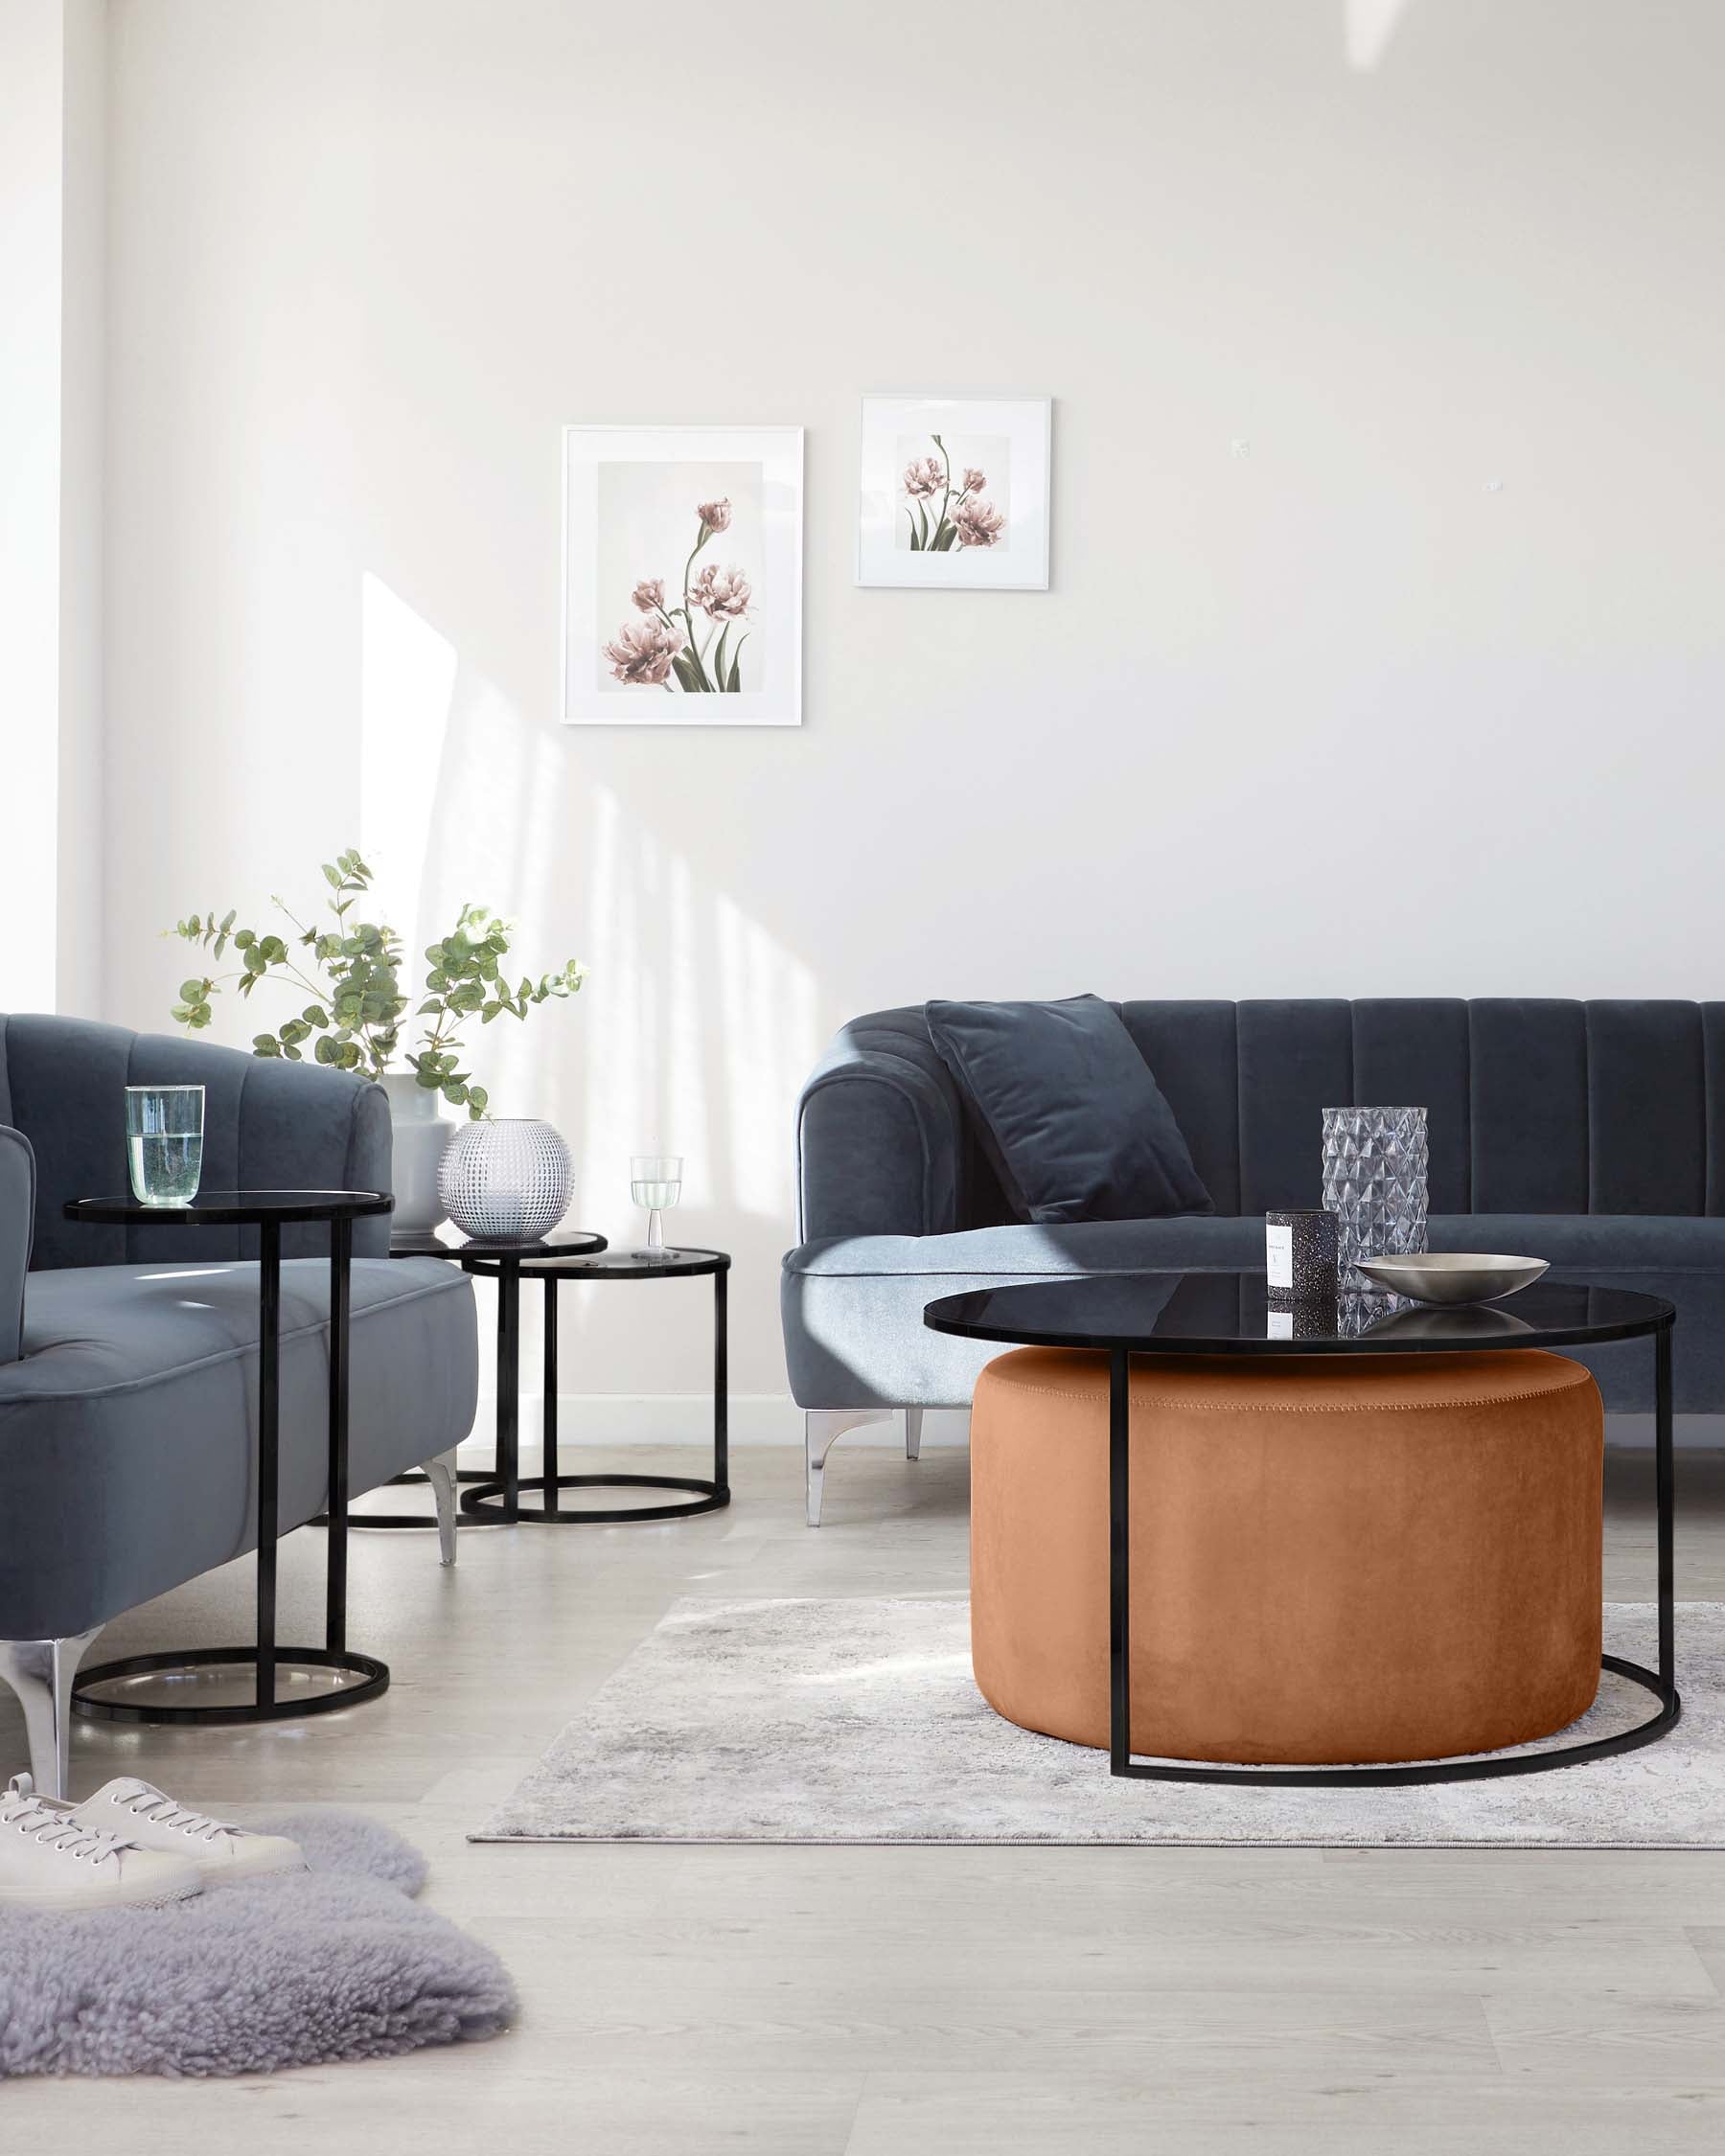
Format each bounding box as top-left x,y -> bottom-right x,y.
461,1395 -> 972,1456
1604,1412 -> 1725,1450
456,1399 -> 1719,1462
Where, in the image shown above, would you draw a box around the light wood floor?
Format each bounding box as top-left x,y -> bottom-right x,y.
6,1442 -> 1725,2150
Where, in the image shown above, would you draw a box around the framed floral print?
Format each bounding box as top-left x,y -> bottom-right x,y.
563,425 -> 803,725
857,396 -> 1050,590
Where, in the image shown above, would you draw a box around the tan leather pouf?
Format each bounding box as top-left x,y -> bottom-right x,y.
970,1347 -> 1603,1766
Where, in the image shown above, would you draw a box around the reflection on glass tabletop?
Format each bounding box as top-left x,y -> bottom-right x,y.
923,1272 -> 1672,1355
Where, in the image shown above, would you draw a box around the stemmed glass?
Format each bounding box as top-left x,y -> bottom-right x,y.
630,1154 -> 683,1260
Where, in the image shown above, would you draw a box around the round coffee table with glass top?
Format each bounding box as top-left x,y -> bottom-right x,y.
457,1246 -> 729,1525
925,1273 -> 1677,1788
64,1188 -> 394,1726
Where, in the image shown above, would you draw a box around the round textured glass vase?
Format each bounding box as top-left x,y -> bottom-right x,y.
437,1118 -> 573,1243
1321,1106 -> 1428,1290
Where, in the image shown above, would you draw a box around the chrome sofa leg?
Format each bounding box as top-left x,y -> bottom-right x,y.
805,1409 -> 891,1527
905,1408 -> 923,1461
421,1449 -> 460,1568
0,1627 -> 103,1799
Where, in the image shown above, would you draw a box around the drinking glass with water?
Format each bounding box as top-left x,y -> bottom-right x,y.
629,1153 -> 682,1258
126,1085 -> 205,1206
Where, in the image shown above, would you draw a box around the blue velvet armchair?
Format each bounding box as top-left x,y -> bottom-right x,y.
0,1015 -> 478,1793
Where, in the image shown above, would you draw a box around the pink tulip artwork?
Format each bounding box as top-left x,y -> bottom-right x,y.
605,494 -> 753,693
859,398 -> 1045,591
900,435 -> 1006,553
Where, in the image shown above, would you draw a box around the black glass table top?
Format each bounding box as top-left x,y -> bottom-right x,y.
389,1227 -> 609,1262
924,1272 -> 1673,1355
69,1189 -> 393,1226
512,1246 -> 728,1280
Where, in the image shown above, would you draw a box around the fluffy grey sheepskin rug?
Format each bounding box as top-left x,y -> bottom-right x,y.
476,1594 -> 1725,1848
0,1808 -> 515,2078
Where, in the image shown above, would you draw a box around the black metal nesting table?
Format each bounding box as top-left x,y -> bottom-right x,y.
339,1227 -> 610,1528
925,1271 -> 1678,1789
456,1243 -> 730,1525
64,1187 -> 394,1727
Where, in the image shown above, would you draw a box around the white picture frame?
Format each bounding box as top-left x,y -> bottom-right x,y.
563,425 -> 803,726
857,395 -> 1050,590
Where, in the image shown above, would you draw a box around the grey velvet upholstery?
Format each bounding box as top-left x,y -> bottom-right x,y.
784,999 -> 1725,1417
0,1014 -> 394,1273
925,995 -> 1211,1223
0,1125 -> 33,1365
0,1256 -> 475,1640
0,1014 -> 477,1644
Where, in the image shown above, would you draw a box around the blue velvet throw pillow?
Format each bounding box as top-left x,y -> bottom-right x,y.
925,995 -> 1212,1225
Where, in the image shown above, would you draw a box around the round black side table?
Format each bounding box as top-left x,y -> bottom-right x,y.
63,1188 -> 394,1727
457,1247 -> 730,1525
329,1227 -> 609,1529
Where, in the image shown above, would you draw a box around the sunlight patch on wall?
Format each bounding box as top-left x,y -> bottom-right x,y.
358,571 -> 457,968
1346,0 -> 1413,71
580,783 -> 818,1231
715,890 -> 819,1220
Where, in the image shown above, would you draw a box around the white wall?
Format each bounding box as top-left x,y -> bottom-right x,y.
55,0 -> 106,1017
0,0 -> 105,1016
94,0 -> 1725,1402
1,0 -> 69,1010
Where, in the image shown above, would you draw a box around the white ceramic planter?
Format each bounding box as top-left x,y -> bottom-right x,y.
380,1073 -> 453,1246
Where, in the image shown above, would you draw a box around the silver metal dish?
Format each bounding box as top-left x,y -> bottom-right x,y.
1354,1253 -> 1551,1306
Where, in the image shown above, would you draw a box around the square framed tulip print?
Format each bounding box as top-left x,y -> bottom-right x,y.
563,425 -> 803,725
857,396 -> 1050,590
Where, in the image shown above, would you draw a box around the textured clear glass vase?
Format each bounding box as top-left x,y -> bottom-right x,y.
1321,1106 -> 1428,1289
437,1118 -> 573,1242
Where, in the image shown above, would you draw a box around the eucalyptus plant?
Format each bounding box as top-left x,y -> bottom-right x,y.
169,849 -> 585,1118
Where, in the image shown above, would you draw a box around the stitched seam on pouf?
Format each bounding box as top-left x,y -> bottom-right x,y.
983,1377 -> 1595,1412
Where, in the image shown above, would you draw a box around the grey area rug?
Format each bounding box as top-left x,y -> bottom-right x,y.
476,1595 -> 1725,1848
0,1810 -> 516,2078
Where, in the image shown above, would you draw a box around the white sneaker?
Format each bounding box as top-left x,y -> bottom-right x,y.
70,1777 -> 309,1885
0,1775 -> 203,1911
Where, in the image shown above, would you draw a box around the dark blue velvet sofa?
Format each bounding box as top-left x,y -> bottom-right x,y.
0,1015 -> 478,1792
782,999 -> 1725,1523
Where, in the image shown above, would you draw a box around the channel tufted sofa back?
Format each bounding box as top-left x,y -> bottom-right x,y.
796,999 -> 1725,1241
0,1014 -> 394,1268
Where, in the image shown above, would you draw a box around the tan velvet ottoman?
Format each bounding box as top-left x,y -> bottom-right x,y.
970,1346 -> 1603,1766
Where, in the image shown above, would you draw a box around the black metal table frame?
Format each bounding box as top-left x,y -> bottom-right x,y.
321,1230 -> 610,1529
1099,1316 -> 1677,1786
458,1251 -> 729,1525
929,1281 -> 1678,1788
67,1194 -> 392,1728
